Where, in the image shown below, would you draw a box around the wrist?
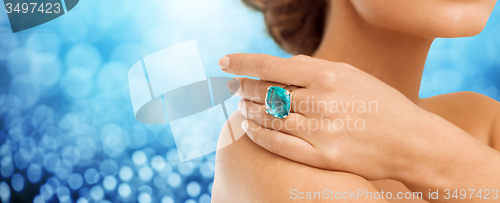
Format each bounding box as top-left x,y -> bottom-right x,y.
395,110 -> 500,191
392,110 -> 454,189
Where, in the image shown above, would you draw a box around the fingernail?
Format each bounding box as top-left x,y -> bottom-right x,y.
219,56 -> 230,70
226,78 -> 240,94
242,120 -> 249,133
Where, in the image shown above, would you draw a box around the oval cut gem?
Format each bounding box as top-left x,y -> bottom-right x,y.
265,86 -> 291,118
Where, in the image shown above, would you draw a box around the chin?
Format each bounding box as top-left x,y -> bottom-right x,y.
351,0 -> 497,39
433,6 -> 494,38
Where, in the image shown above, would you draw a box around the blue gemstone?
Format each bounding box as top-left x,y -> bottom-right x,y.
265,86 -> 291,118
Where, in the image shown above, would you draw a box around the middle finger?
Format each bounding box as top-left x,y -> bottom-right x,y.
228,77 -> 308,114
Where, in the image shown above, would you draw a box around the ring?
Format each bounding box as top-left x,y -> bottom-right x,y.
265,85 -> 296,118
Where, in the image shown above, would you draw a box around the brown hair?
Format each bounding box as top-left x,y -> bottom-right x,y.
242,0 -> 328,55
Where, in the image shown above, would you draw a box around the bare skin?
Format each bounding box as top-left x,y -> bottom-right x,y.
213,0 -> 499,202
371,91 -> 500,202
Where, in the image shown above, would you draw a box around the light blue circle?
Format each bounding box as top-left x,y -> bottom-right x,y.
0,26 -> 19,60
128,125 -> 148,149
26,31 -> 62,55
9,75 -> 39,108
33,195 -> 44,203
199,194 -> 211,203
150,155 -> 165,171
39,184 -> 54,200
138,192 -> 152,203
99,159 -> 118,176
8,125 -> 25,143
40,137 -> 58,152
186,181 -> 201,198
58,13 -> 88,43
153,175 -> 167,189
19,137 -> 37,159
103,176 -> 117,191
11,173 -> 24,192
30,148 -> 46,167
138,165 -> 153,181
118,183 -> 131,198
157,162 -> 173,177
84,168 -> 100,185
96,62 -> 129,92
77,197 -> 89,203
55,160 -> 73,180
0,181 -> 10,202
46,176 -> 61,189
199,162 -> 215,178
208,182 -> 213,194
56,186 -> 71,202
109,43 -> 148,68
119,166 -> 133,181
161,196 -> 174,203
138,185 -> 152,195
77,144 -> 95,163
132,150 -> 147,166
31,105 -> 54,129
14,152 -> 30,170
90,185 -> 104,201
167,173 -> 181,188
30,53 -> 62,87
65,43 -> 101,73
62,145 -> 80,166
68,173 -> 84,190
166,149 -> 180,163
100,123 -> 129,158
178,162 -> 195,176
79,187 -> 90,200
6,48 -> 34,77
27,164 -> 42,183
60,67 -> 94,98
43,152 -> 60,173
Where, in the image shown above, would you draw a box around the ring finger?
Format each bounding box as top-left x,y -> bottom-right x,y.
228,77 -> 308,114
238,99 -> 313,138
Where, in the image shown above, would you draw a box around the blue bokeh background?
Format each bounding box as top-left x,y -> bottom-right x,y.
0,0 -> 499,203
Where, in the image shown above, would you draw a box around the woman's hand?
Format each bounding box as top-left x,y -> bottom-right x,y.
220,53 -> 500,201
219,53 -> 435,181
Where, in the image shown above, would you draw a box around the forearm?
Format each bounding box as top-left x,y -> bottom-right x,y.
398,112 -> 500,202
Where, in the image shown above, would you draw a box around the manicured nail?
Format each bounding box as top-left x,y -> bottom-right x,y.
226,78 -> 240,94
219,56 -> 230,70
242,120 -> 249,133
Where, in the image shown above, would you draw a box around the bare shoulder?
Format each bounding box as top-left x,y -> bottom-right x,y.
212,110 -> 386,203
420,91 -> 500,144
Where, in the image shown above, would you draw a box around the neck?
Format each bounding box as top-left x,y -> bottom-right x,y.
313,0 -> 434,103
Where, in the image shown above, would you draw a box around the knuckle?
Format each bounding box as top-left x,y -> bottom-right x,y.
291,54 -> 311,60
247,122 -> 260,137
337,62 -> 357,70
318,146 -> 340,168
257,58 -> 273,78
238,77 -> 249,86
254,81 -> 267,99
269,135 -> 282,154
318,70 -> 338,88
283,117 -> 295,130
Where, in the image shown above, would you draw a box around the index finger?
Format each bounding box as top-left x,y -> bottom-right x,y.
219,53 -> 319,87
